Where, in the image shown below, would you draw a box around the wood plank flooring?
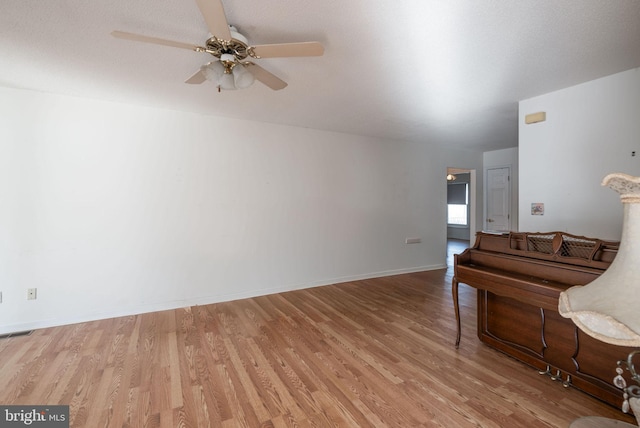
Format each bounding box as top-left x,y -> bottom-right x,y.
0,262 -> 634,427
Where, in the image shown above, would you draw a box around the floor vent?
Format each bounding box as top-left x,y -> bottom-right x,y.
0,330 -> 34,340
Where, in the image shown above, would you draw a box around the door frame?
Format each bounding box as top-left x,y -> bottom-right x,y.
446,168 -> 476,242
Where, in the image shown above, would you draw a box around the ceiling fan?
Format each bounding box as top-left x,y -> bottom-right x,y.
111,0 -> 324,91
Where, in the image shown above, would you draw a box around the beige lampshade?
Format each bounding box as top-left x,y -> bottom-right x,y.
558,173 -> 640,347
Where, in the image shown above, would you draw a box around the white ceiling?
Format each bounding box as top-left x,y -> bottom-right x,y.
2,0 -> 640,151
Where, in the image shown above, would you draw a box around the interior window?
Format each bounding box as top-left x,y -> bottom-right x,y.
447,182 -> 468,226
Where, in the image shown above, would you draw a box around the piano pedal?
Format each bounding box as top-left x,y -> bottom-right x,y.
538,366 -> 573,389
538,365 -> 552,376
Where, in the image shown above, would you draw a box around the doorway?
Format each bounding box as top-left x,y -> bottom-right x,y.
446,168 -> 476,242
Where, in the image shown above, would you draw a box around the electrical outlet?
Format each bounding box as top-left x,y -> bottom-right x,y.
27,288 -> 37,300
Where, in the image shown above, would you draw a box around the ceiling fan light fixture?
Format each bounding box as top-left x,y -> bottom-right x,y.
233,63 -> 255,89
201,60 -> 224,81
218,72 -> 237,90
202,56 -> 254,90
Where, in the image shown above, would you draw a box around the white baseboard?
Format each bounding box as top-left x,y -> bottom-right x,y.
0,264 -> 446,335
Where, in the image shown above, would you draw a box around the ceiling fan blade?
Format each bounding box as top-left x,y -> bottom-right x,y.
111,31 -> 202,51
194,0 -> 231,40
185,69 -> 207,84
251,42 -> 324,58
245,63 -> 287,90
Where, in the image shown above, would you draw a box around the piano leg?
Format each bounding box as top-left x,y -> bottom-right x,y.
452,277 -> 461,348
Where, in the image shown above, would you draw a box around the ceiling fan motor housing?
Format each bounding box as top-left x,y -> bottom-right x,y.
205,26 -> 254,61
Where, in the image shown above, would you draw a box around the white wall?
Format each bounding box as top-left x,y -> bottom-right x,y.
0,87 -> 483,334
519,68 -> 640,240
484,147 -> 519,231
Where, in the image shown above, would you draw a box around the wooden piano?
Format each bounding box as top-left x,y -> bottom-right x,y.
452,231 -> 638,409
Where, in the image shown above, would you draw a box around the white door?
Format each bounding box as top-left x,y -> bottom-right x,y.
486,167 -> 510,231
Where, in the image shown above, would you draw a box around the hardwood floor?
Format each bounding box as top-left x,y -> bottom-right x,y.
0,253 -> 634,427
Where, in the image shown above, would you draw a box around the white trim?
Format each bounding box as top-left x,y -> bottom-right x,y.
469,170 -> 477,241
0,264 -> 446,335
